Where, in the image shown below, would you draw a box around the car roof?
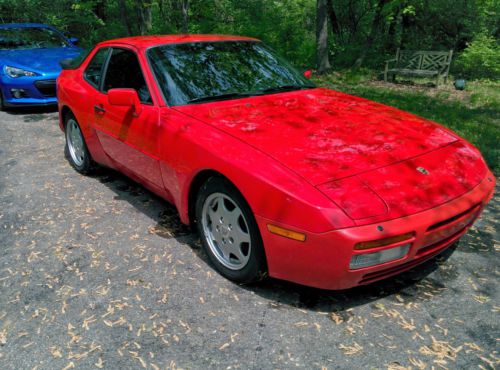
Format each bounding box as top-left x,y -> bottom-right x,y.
97,34 -> 260,49
0,23 -> 53,29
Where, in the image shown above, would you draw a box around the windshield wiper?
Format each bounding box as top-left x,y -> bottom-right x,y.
188,91 -> 262,104
260,85 -> 315,94
187,85 -> 314,104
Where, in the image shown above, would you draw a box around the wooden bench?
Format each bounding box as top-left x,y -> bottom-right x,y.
384,49 -> 453,85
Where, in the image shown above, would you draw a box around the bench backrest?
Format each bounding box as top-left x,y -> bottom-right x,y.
396,49 -> 453,72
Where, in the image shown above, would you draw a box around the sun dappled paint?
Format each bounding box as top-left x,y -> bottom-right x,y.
176,88 -> 459,185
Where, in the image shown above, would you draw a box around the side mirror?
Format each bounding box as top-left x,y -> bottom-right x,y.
108,88 -> 142,116
303,70 -> 312,79
68,37 -> 79,45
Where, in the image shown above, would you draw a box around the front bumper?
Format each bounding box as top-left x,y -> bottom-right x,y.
1,74 -> 58,107
257,172 -> 495,290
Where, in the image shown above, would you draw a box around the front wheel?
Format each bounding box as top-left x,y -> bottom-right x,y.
195,177 -> 267,283
64,114 -> 94,174
0,90 -> 5,111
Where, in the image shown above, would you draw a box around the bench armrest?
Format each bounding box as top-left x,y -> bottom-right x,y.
385,58 -> 398,68
383,59 -> 398,81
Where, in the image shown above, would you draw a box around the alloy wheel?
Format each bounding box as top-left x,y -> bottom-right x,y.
66,118 -> 85,167
201,192 -> 252,270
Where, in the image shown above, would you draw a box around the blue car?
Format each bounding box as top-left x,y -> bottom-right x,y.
0,23 -> 83,109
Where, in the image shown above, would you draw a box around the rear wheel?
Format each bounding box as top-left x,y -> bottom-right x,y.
195,177 -> 267,283
64,114 -> 94,174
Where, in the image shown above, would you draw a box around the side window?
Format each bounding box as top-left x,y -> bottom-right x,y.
103,48 -> 152,104
84,47 -> 109,89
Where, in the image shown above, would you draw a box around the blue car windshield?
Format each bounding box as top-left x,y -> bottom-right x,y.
0,27 -> 70,50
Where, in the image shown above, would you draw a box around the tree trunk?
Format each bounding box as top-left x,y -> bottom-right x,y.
94,0 -> 105,22
119,0 -> 133,36
353,0 -> 389,68
385,3 -> 400,50
137,0 -> 153,35
400,6 -> 412,49
326,0 -> 341,37
180,0 -> 189,33
316,0 -> 331,74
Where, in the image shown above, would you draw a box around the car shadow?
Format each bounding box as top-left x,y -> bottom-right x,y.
5,105 -> 58,117
89,167 -> 203,254
89,166 -> 459,312
242,245 -> 456,312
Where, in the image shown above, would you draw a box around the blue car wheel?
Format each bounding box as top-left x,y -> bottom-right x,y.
0,90 -> 4,110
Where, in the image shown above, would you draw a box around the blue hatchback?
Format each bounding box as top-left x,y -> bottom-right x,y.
0,23 -> 83,109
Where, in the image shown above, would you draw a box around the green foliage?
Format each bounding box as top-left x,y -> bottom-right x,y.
454,34 -> 500,80
0,0 -> 497,76
189,0 -> 316,67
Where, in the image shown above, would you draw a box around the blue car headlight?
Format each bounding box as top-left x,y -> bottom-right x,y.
4,66 -> 37,78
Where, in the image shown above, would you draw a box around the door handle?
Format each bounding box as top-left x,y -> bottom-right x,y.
94,105 -> 106,114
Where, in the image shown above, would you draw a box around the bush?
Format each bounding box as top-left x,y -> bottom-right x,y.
454,34 -> 500,80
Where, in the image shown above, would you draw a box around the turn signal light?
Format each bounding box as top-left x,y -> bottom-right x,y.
267,224 -> 306,242
354,232 -> 414,250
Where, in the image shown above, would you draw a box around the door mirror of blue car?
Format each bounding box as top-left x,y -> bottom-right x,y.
69,37 -> 79,45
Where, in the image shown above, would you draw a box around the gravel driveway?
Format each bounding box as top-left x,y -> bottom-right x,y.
0,108 -> 498,369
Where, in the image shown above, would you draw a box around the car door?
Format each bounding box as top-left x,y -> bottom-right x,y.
92,46 -> 164,189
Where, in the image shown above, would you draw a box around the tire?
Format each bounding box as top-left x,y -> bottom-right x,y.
0,90 -> 5,111
195,177 -> 267,283
64,113 -> 94,174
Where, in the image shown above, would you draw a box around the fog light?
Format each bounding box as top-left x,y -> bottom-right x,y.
350,244 -> 410,270
11,88 -> 27,99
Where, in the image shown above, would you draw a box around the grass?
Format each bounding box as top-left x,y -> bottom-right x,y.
315,70 -> 500,175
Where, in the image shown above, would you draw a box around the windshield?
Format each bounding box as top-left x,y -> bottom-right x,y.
148,41 -> 315,106
0,27 -> 70,50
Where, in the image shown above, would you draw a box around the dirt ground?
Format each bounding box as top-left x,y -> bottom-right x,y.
0,108 -> 498,369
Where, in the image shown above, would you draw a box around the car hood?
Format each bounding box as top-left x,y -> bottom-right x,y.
175,88 -> 459,185
0,47 -> 82,74
318,141 -> 488,223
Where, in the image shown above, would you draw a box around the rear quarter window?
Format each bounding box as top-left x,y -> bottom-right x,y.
84,47 -> 110,89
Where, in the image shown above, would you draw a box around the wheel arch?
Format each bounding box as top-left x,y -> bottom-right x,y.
187,169 -> 228,226
186,169 -> 261,228
188,169 -> 269,281
60,105 -> 74,131
59,104 -> 110,168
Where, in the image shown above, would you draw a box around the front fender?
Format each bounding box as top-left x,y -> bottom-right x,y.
158,108 -> 354,233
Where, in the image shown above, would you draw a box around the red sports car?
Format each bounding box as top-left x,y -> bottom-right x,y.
57,35 -> 495,290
